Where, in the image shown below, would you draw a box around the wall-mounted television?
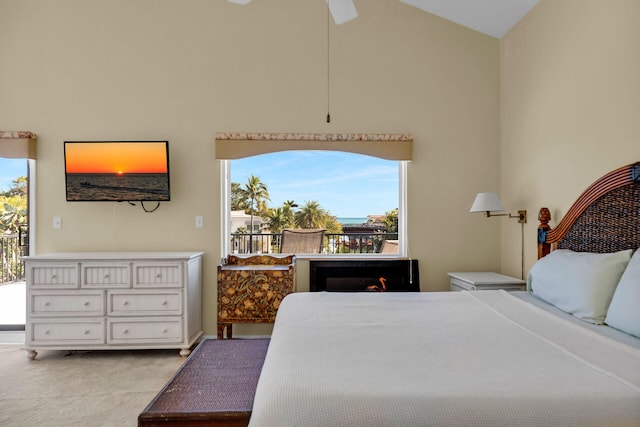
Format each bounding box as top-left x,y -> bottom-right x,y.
64,141 -> 171,202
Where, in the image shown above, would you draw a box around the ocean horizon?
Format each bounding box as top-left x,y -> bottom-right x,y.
337,217 -> 367,225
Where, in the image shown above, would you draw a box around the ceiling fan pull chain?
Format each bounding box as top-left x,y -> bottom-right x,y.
326,3 -> 331,124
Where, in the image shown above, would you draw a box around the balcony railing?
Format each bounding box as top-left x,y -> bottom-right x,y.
1,234 -> 26,284
230,232 -> 399,254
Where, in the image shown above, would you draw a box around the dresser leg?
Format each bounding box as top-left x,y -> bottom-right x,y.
179,348 -> 191,357
26,350 -> 37,360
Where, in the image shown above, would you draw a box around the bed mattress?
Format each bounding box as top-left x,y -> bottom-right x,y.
248,291 -> 640,426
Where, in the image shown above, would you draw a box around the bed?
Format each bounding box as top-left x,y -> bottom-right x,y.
248,162 -> 640,427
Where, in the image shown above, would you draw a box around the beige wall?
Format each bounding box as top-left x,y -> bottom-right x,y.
1,0 -> 500,335
500,0 -> 640,279
8,0 -> 636,337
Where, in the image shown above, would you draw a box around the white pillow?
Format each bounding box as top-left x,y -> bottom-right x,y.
527,249 -> 633,324
605,249 -> 640,337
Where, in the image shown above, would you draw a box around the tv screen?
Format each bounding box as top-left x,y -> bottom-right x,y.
64,141 -> 171,202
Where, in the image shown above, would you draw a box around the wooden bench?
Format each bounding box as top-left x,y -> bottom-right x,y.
138,339 -> 269,427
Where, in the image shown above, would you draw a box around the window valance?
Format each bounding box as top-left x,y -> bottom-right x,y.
0,131 -> 37,159
215,132 -> 413,161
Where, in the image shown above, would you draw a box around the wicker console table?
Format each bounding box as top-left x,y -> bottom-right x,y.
217,255 -> 295,339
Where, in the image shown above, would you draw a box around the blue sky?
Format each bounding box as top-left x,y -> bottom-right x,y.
231,151 -> 398,218
0,158 -> 27,192
0,154 -> 398,217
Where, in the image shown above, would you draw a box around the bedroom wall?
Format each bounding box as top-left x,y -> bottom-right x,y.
500,0 -> 640,279
0,0 -> 499,336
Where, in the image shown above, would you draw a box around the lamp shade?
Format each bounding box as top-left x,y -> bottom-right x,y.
469,192 -> 506,213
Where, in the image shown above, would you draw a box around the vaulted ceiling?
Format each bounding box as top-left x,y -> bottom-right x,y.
400,0 -> 539,38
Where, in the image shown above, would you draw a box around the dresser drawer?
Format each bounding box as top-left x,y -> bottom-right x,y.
450,277 -> 475,291
28,264 -> 79,289
82,263 -> 131,288
30,291 -> 105,317
108,291 -> 182,316
29,319 -> 105,345
134,263 -> 183,288
108,318 -> 183,343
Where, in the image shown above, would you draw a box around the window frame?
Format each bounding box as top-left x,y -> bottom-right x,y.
28,159 -> 36,255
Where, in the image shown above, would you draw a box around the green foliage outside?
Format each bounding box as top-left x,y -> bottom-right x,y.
231,175 -> 397,235
383,208 -> 398,233
0,176 -> 27,235
0,176 -> 28,282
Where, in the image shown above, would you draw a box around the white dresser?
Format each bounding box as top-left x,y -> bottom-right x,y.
24,252 -> 203,359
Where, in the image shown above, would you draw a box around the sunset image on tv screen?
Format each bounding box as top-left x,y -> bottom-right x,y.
65,141 -> 170,202
65,142 -> 168,174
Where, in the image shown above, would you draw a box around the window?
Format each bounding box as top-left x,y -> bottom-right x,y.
222,151 -> 407,256
0,157 -> 33,330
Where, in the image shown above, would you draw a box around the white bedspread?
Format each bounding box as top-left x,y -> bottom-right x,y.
248,291 -> 640,427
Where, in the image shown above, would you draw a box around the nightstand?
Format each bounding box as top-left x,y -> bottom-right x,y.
447,272 -> 526,292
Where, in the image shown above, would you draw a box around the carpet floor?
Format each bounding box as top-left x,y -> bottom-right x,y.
0,343 -> 185,427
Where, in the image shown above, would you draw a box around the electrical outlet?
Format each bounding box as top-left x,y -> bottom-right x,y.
195,216 -> 203,228
53,216 -> 62,229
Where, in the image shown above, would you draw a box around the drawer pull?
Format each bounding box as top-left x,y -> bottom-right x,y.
84,330 -> 90,335
84,301 -> 90,306
123,329 -> 129,334
104,274 -> 110,279
50,274 -> 57,281
156,273 -> 162,279
44,302 -> 50,306
123,301 -> 129,306
45,330 -> 50,335
162,328 -> 168,333
162,301 -> 168,306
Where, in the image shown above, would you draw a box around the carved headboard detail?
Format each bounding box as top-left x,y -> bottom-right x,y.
538,162 -> 640,258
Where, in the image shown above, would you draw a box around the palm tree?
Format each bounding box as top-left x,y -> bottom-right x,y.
265,208 -> 289,234
283,200 -> 298,210
295,201 -> 327,229
230,182 -> 248,211
242,175 -> 270,252
256,198 -> 270,220
282,200 -> 298,228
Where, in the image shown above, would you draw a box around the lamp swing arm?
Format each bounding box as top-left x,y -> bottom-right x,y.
484,210 -> 527,223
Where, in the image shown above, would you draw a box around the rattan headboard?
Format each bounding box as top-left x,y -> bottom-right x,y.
538,162 -> 640,258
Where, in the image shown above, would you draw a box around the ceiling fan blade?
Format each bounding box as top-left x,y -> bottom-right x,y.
229,0 -> 358,25
326,0 -> 358,25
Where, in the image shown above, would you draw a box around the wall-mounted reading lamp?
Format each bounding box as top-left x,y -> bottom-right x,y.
469,192 -> 527,224
469,192 -> 527,279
